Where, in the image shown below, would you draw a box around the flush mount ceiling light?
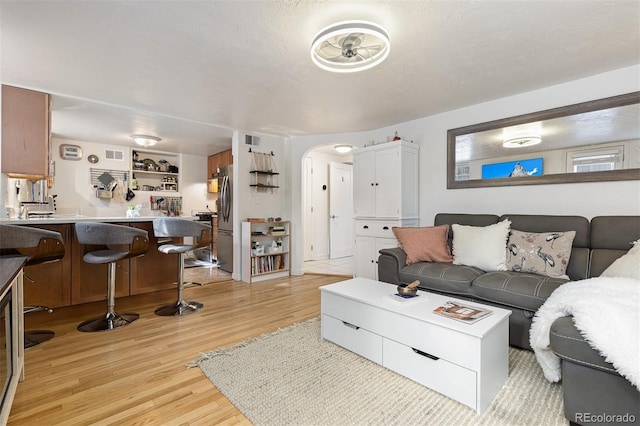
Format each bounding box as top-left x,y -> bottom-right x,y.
334,144 -> 353,153
132,135 -> 161,147
311,21 -> 390,73
503,136 -> 542,148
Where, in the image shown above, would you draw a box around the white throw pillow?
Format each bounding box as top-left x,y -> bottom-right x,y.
452,219 -> 511,271
601,240 -> 640,279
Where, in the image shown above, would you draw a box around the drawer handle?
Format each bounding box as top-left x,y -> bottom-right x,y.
382,226 -> 389,230
342,321 -> 360,330
412,348 -> 439,360
363,225 -> 369,229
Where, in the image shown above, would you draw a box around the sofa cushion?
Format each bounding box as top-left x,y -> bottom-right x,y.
398,262 -> 484,295
452,219 -> 511,271
391,225 -> 453,264
601,240 -> 640,279
550,316 -> 617,375
505,229 -> 576,279
469,271 -> 567,311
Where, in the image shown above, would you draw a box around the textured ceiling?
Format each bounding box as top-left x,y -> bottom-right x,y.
1,1 -> 639,156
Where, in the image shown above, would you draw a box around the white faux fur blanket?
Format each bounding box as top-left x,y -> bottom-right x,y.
530,276 -> 640,390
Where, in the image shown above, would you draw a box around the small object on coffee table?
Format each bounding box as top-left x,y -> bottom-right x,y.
396,280 -> 420,297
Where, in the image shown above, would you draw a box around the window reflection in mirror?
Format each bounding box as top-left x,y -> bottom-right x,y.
447,92 -> 640,188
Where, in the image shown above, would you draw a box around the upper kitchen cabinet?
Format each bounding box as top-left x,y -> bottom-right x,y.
207,149 -> 232,192
1,85 -> 52,179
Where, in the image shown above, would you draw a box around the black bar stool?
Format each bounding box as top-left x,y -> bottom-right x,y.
74,222 -> 149,332
0,224 -> 65,348
152,218 -> 211,316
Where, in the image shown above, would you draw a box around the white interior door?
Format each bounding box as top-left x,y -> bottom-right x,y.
303,157 -> 314,261
329,162 -> 353,259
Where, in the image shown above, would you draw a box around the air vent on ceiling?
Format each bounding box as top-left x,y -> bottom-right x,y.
245,135 -> 261,146
105,149 -> 124,161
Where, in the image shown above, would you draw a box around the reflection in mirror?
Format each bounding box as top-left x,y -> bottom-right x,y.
447,92 -> 640,188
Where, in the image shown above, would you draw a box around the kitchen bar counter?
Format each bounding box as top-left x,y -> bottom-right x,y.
0,215 -> 198,225
3,218 -> 184,309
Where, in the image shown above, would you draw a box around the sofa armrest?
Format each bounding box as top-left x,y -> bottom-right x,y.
377,247 -> 406,285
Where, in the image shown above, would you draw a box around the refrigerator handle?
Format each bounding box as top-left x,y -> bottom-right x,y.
224,176 -> 231,221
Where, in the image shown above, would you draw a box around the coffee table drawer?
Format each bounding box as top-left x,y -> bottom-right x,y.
383,338 -> 477,410
322,314 -> 383,364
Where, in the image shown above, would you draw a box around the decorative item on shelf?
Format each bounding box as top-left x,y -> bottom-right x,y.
269,225 -> 286,235
143,158 -> 159,171
393,131 -> 401,141
251,241 -> 264,256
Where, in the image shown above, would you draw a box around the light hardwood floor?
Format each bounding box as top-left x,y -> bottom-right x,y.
9,272 -> 347,425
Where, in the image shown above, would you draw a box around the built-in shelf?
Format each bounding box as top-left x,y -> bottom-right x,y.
242,221 -> 290,283
131,149 -> 180,194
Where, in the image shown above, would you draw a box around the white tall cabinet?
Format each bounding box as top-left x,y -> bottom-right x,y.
352,141 -> 419,279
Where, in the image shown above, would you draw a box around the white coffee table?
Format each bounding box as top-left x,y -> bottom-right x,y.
320,277 -> 511,413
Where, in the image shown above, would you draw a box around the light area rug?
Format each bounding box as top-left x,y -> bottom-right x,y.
191,317 -> 567,425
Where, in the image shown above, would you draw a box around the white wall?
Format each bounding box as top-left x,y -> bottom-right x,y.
288,65 -> 640,276
25,138 -> 212,217
232,130 -> 290,280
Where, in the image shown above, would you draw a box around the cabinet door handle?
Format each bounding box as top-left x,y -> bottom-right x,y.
412,348 -> 439,360
342,321 -> 360,330
370,183 -> 375,186
375,183 -> 379,186
382,226 -> 389,230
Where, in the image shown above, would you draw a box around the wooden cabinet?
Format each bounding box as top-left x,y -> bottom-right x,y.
207,149 -> 232,192
241,221 -> 290,283
352,141 -> 419,219
70,234 -> 130,305
22,224 -> 72,308
17,221 -> 184,307
129,221 -> 178,295
352,219 -> 417,280
1,85 -> 52,179
352,141 -> 419,279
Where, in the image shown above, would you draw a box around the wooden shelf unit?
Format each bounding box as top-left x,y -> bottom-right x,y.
241,221 -> 290,283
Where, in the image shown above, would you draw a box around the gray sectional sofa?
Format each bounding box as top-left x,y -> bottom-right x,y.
377,213 -> 639,426
378,213 -> 591,349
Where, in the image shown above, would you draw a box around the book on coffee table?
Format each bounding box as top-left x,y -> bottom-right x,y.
434,300 -> 493,324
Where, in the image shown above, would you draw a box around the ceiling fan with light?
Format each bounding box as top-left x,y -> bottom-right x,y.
311,21 -> 391,73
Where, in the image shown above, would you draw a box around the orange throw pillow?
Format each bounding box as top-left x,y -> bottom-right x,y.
392,225 -> 453,265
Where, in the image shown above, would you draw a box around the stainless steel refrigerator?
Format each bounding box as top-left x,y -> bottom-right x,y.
216,165 -> 233,272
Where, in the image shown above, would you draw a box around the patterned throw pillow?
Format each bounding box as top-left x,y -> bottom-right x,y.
505,230 -> 576,279
392,225 -> 453,265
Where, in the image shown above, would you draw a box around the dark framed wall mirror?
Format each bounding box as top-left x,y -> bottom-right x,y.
447,91 -> 640,189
